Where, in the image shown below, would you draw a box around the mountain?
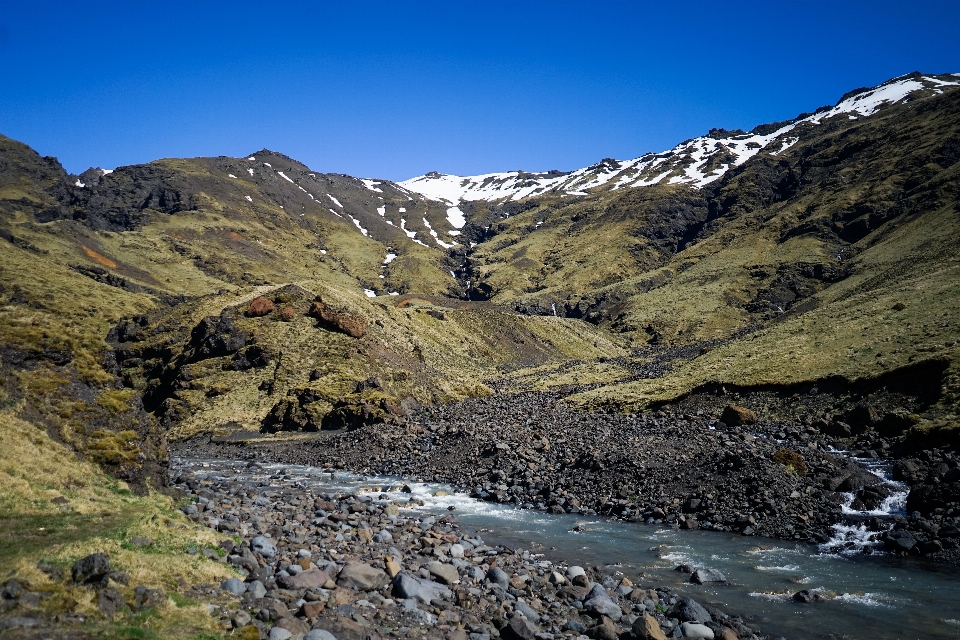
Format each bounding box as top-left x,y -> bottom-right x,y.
1,70 -> 959,482
400,73 -> 960,202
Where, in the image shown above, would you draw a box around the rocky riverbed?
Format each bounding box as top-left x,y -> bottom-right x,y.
181,389 -> 960,566
165,458 -> 773,640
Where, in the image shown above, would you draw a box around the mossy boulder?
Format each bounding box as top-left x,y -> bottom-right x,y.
309,301 -> 367,338
246,296 -> 275,317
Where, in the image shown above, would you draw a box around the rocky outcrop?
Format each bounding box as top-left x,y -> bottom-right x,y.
308,301 -> 366,338
246,297 -> 275,317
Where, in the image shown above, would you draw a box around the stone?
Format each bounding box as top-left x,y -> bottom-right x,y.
566,566 -> 586,579
449,543 -> 465,558
232,610 -> 253,628
632,614 -> 667,640
280,568 -> 332,590
276,616 -> 311,636
373,529 -> 393,543
129,536 -> 152,547
720,629 -> 738,640
721,405 -> 757,426
309,302 -> 367,338
587,616 -> 620,640
515,600 -> 540,621
269,628 -> 293,640
251,536 -> 277,558
883,530 -> 917,553
72,553 -> 111,584
305,631 -> 339,640
487,567 -> 510,588
680,622 -> 714,639
312,615 -> 369,640
385,559 -> 402,577
221,578 -> 246,595
133,586 -> 166,611
336,562 -> 388,590
673,597 -> 712,623
549,571 -> 566,585
584,595 -> 622,621
564,620 -> 587,634
247,580 -> 267,599
97,588 -> 129,620
391,572 -> 453,604
690,568 -> 726,584
502,613 -> 539,640
0,618 -> 41,632
300,601 -> 325,618
247,297 -> 275,317
681,518 -> 699,530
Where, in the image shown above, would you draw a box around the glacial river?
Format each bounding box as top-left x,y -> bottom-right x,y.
176,457 -> 960,640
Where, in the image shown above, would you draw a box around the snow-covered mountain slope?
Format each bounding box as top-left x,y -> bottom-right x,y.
399,73 -> 960,205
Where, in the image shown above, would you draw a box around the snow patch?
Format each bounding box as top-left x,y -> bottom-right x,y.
326,194 -> 343,208
277,171 -> 294,183
363,289 -> 377,298
228,174 -> 237,178
360,179 -> 383,193
347,214 -> 369,236
75,180 -> 85,188
446,206 -> 466,229
423,217 -> 456,249
245,195 -> 253,202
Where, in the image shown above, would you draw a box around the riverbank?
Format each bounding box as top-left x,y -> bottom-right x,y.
179,388 -> 960,567
165,457 -> 777,640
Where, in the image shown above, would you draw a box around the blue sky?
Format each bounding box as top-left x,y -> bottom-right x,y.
2,1 -> 959,180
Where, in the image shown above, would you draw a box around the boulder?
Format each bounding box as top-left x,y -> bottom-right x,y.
690,568 -> 726,584
246,297 -> 275,317
673,597 -> 712,623
681,622 -> 715,639
72,553 -> 111,584
632,614 -> 667,640
309,301 -> 367,338
336,562 -> 388,590
251,536 -> 277,558
906,482 -> 960,514
584,595 -> 622,621
487,567 -> 510,588
720,405 -> 757,426
427,561 -> 460,585
279,568 -> 331,590
132,586 -> 165,611
587,615 -> 620,640
391,571 -> 452,604
882,530 -> 916,553
220,578 -> 246,595
502,613 -> 539,640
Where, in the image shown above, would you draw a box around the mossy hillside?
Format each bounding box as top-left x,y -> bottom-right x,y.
465,185 -> 707,308
0,408 -> 235,637
567,199 -> 960,414
449,82 -> 960,415
0,134 -> 460,303
119,282 -> 626,439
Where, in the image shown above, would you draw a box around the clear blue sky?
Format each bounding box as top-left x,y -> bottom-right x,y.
2,1 -> 958,180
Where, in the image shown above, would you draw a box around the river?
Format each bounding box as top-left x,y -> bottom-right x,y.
174,456 -> 960,640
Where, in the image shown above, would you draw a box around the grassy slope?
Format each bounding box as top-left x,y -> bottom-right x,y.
462,86 -> 960,422
0,407 -> 234,638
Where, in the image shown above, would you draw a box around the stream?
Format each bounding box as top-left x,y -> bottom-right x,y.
174,456 -> 960,640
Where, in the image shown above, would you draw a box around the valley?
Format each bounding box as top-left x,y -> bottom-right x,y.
1,72 -> 960,639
